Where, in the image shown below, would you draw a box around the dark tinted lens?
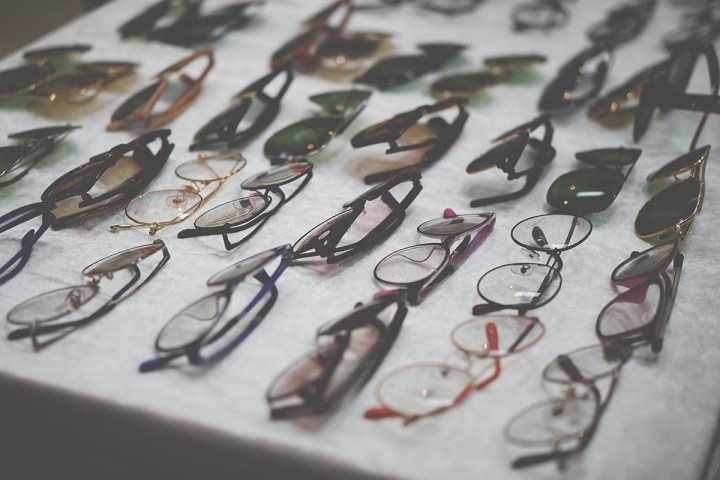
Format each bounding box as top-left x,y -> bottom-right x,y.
0,65 -> 49,96
355,54 -> 441,90
83,242 -> 164,276
574,147 -> 641,167
110,82 -> 161,123
9,124 -> 81,142
612,242 -> 677,282
0,146 -> 32,175
547,168 -> 625,213
430,71 -> 499,98
27,72 -> 104,102
23,44 -> 91,63
310,89 -> 371,114
647,145 -> 708,182
667,49 -> 697,92
316,35 -> 383,61
633,73 -> 662,141
351,112 -> 416,147
193,100 -> 251,147
264,117 -> 341,162
466,133 -> 528,174
484,54 -> 547,70
119,0 -> 172,38
635,178 -> 700,238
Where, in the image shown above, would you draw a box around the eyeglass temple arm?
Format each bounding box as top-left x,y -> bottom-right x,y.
652,253 -> 684,352
470,165 -> 544,207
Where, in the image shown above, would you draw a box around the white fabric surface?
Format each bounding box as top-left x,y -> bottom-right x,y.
1,1 -> 720,479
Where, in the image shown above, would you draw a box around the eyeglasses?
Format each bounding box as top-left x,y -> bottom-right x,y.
191,66 -> 294,151
351,98 -> 468,184
373,210 -> 495,305
596,241 -> 683,353
546,147 -> 641,214
365,314 -> 545,423
633,42 -> 720,150
474,213 -> 592,316
466,115 -> 555,207
586,0 -> 655,47
0,125 -> 80,188
662,4 -> 720,51
356,0 -> 485,15
0,130 -> 173,287
267,289 -> 409,419
264,89 -> 371,164
634,145 -> 708,240
119,0 -> 263,46
312,32 -> 391,73
430,53 -> 546,99
7,240 -> 170,350
505,342 -> 632,470
588,59 -> 668,127
107,47 -> 214,131
354,43 -> 467,90
139,244 -> 292,372
177,161 -> 313,250
110,153 -> 247,235
512,0 -> 570,31
539,44 -> 612,114
293,169 -> 423,264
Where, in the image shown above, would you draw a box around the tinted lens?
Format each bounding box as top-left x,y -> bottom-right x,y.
0,145 -> 36,176
451,315 -> 544,357
574,147 -> 641,168
505,396 -> 597,446
7,285 -> 98,325
418,213 -> 492,237
612,242 -> 677,282
477,263 -> 561,308
194,195 -> 271,229
119,0 -> 172,38
597,281 -> 663,340
175,155 -> 245,182
0,65 -> 49,96
9,124 -> 81,143
543,343 -> 631,384
264,117 -> 342,162
241,162 -> 313,190
316,34 -> 385,64
633,73 -> 662,141
28,72 -> 104,102
355,55 -> 440,90
466,133 -> 528,174
156,291 -> 229,351
125,189 -> 203,225
110,82 -> 161,123
635,178 -> 700,238
430,71 -> 499,98
513,3 -> 566,30
376,364 -> 472,417
647,145 -> 708,182
351,112 -> 416,147
83,242 -> 165,276
374,244 -> 448,285
547,168 -> 625,213
484,54 -> 546,70
511,214 -> 592,252
74,61 -> 138,80
310,89 -> 371,115
192,100 -> 251,148
23,44 -> 91,63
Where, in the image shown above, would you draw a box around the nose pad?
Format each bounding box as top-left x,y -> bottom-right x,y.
166,192 -> 188,208
511,264 -> 534,275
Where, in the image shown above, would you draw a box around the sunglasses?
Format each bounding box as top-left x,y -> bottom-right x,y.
355,43 -> 466,90
139,244 -> 292,372
596,241 -> 683,353
633,42 -> 720,150
512,0 -> 570,31
351,97 -> 468,184
430,54 -> 546,99
107,47 -> 214,131
355,0 -> 485,15
264,89 -> 371,164
539,43 -> 612,114
119,0 -> 263,46
110,153 -> 247,235
0,130 -> 174,287
546,147 -> 641,214
177,161 -> 314,250
466,114 -> 555,207
0,125 -> 80,188
634,145 -> 708,241
267,289 -> 408,419
7,240 -> 170,350
365,314 -> 545,423
586,0 -> 655,47
293,169 -> 423,264
191,65 -> 294,151
373,210 -> 495,305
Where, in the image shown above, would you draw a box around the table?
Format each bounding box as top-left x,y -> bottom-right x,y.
1,1 -> 720,479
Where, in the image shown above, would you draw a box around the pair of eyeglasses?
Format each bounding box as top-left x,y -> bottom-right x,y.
430,53 -> 546,99
110,153 -> 247,235
0,125 -> 80,188
365,313 -> 545,423
351,97 -> 468,184
267,289 -> 409,418
177,161 -> 313,250
512,0 -> 570,32
7,240 -> 170,350
356,0 -> 485,15
662,3 -> 720,51
466,115 -> 556,207
0,44 -> 137,103
264,89 -> 371,164
474,213 -> 592,316
634,145 -> 708,241
539,43 -> 612,114
596,241 -> 683,353
633,41 -> 720,151
0,130 -> 173,287
119,0 -> 263,46
355,43 -> 466,90
139,244 -> 292,372
373,210 -> 495,305
108,47 -> 214,131
191,66 -> 294,151
506,342 -> 632,469
586,0 -> 655,47
546,147 -> 641,214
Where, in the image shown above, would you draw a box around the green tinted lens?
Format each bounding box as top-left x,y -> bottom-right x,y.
575,147 -> 641,167
430,71 -> 499,98
0,65 -> 49,96
647,145 -> 708,182
484,54 -> 546,70
23,44 -> 91,64
547,168 -> 625,213
310,89 -> 371,114
316,34 -> 385,61
635,178 -> 700,238
264,117 -> 341,162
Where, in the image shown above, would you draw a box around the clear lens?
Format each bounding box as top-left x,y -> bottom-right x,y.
505,395 -> 597,446
125,189 -> 203,225
451,315 -> 544,357
374,244 -> 448,285
241,162 -> 312,190
612,242 -> 676,281
511,214 -> 592,252
83,242 -> 164,276
543,343 -> 632,384
175,155 -> 245,182
194,194 -> 270,229
417,213 -> 492,237
207,247 -> 282,286
477,263 -> 561,308
7,285 -> 98,325
596,282 -> 662,339
155,291 -> 230,351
